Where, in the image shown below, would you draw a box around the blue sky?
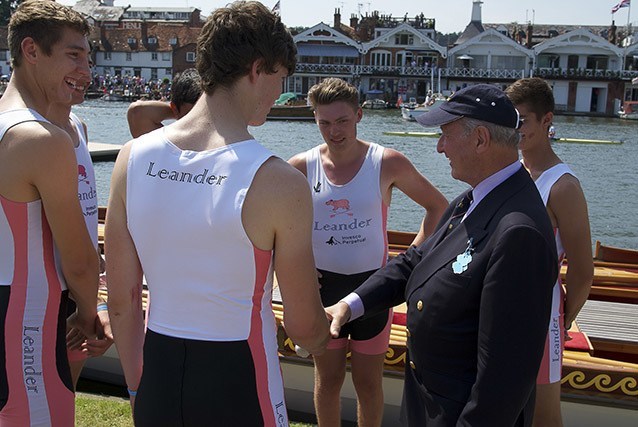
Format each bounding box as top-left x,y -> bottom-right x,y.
59,1 -> 636,34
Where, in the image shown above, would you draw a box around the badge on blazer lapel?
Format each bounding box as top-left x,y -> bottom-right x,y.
452,238 -> 474,274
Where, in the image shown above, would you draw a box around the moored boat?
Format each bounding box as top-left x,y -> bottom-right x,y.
400,96 -> 446,121
362,99 -> 388,109
618,101 -> 638,120
267,104 -> 315,121
383,131 -> 623,145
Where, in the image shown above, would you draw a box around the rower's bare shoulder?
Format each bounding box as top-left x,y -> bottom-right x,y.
255,156 -> 309,194
3,121 -> 75,170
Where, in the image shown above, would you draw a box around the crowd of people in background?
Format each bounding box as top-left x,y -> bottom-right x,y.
88,73 -> 171,100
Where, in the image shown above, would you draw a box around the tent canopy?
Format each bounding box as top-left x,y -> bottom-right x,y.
275,92 -> 297,105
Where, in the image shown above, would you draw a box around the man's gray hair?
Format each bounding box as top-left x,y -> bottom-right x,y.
461,118 -> 520,147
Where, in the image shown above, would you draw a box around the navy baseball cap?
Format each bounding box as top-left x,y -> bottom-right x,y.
416,84 -> 519,129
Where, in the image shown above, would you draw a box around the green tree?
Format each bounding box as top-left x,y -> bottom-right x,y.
0,0 -> 20,26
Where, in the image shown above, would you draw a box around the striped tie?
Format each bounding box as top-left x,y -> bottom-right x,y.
445,191 -> 473,237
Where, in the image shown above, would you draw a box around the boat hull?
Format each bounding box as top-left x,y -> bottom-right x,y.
267,105 -> 315,121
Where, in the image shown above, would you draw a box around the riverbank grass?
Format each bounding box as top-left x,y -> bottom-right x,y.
75,393 -> 316,426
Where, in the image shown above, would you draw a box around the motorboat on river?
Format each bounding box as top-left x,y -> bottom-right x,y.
400,95 -> 446,121
618,101 -> 638,120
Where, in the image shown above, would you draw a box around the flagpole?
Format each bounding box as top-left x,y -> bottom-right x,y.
627,0 -> 631,36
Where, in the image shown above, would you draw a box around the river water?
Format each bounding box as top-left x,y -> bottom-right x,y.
76,99 -> 638,250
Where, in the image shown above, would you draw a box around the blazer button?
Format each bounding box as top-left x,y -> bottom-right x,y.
416,300 -> 423,311
448,223 -> 454,230
409,361 -> 416,370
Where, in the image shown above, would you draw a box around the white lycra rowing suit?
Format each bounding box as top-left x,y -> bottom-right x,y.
0,109 -> 75,426
306,142 -> 388,274
126,130 -> 287,426
534,162 -> 574,384
70,112 -> 98,247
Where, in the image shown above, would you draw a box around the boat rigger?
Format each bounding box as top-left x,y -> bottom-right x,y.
382,131 -> 623,145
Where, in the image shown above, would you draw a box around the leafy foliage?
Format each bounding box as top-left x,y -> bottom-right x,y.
0,0 -> 20,26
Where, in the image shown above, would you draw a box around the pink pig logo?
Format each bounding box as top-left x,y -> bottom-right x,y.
78,164 -> 89,184
325,199 -> 353,218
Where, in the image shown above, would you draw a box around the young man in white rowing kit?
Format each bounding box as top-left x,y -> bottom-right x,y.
0,1 -> 98,425
106,2 -> 330,425
289,77 -> 447,426
506,77 -> 593,427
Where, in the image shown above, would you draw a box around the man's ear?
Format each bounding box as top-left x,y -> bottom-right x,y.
475,125 -> 491,153
20,37 -> 39,65
248,59 -> 265,83
541,111 -> 554,128
169,101 -> 179,118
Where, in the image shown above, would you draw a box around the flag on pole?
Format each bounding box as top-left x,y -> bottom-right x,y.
272,1 -> 280,15
612,0 -> 630,14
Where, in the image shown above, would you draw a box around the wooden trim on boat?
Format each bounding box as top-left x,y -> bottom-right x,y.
595,241 -> 638,265
271,301 -> 638,409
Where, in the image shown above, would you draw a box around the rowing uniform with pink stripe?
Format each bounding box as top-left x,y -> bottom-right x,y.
534,162 -> 574,384
0,109 -> 75,426
67,112 -> 98,363
305,142 -> 391,354
71,112 -> 98,248
126,130 -> 286,426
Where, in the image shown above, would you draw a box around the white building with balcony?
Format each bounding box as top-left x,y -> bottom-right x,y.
446,28 -> 533,92
533,28 -> 624,113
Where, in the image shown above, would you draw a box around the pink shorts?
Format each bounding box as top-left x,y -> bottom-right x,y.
327,310 -> 392,355
536,281 -> 565,384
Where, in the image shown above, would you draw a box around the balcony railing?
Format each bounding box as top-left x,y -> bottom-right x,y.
534,68 -> 638,80
294,63 -> 355,74
294,63 -> 638,81
441,68 -> 525,79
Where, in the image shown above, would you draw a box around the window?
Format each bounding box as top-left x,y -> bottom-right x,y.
169,37 -> 178,45
371,51 -> 391,67
394,34 -> 414,45
162,52 -> 171,61
567,55 -> 579,69
0,51 -> 6,61
147,37 -> 158,44
127,37 -> 136,44
165,68 -> 172,75
186,51 -> 196,62
151,52 -> 158,61
126,52 -> 132,61
151,68 -> 158,80
586,55 -> 608,70
104,52 -> 111,60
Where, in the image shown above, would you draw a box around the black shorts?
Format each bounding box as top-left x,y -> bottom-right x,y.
134,329 -> 284,427
318,269 -> 389,341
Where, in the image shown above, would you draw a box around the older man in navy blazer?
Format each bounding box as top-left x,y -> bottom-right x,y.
326,84 -> 558,426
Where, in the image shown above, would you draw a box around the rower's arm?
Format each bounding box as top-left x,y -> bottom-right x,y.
243,158 -> 329,356
549,175 -> 593,328
105,142 -> 145,394
27,124 -> 99,337
380,148 -> 448,245
127,100 -> 175,138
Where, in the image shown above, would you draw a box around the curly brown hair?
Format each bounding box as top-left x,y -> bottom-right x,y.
196,1 -> 296,94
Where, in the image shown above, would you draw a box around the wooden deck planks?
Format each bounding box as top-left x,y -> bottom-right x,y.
577,300 -> 638,346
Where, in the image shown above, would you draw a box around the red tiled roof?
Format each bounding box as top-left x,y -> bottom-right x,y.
91,22 -> 201,53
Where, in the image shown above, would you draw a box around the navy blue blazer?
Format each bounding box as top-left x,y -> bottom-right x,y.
354,167 -> 558,426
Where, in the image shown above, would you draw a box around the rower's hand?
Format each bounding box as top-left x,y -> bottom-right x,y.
325,301 -> 351,339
